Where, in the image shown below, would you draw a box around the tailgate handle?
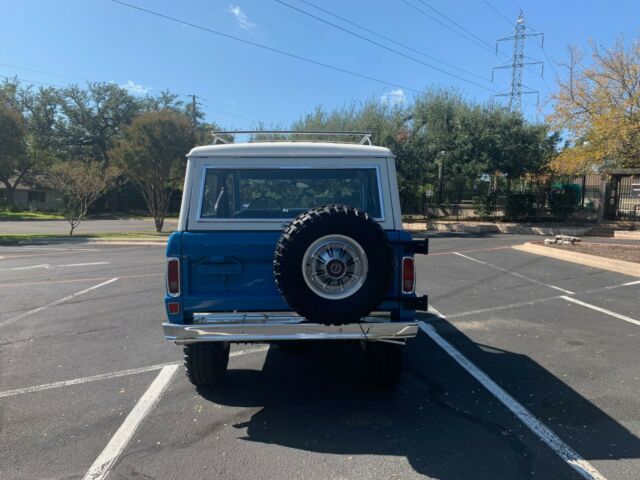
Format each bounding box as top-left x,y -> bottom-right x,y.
196,256 -> 243,275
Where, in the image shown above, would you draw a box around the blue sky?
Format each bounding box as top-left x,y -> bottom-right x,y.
2,0 -> 639,128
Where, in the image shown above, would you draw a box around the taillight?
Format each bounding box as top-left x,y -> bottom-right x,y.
166,257 -> 181,297
401,257 -> 415,294
167,302 -> 180,314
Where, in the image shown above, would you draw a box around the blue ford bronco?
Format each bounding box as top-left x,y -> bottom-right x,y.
163,132 -> 428,388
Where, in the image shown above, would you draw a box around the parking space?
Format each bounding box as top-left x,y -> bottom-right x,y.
1,235 -> 639,479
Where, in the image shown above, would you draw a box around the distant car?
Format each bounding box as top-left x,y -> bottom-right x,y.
163,132 -> 428,389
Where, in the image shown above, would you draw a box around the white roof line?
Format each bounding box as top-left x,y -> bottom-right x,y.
188,142 -> 393,158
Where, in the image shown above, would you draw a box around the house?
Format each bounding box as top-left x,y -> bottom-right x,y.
0,178 -> 62,211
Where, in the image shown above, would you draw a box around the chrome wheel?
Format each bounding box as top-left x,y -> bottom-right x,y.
302,234 -> 368,300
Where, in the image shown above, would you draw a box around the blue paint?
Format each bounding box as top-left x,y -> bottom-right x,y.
164,229 -> 416,323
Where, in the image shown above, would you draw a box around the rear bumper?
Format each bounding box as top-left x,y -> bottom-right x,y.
163,312 -> 418,344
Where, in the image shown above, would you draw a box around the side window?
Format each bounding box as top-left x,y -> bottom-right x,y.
201,170 -> 235,218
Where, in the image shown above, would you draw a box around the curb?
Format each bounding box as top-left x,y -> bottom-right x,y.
512,242 -> 640,277
403,222 -> 592,236
614,231 -> 640,240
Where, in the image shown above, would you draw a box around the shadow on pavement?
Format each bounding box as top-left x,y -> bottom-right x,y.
195,321 -> 640,479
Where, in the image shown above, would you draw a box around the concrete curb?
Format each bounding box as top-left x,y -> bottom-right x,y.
614,231 -> 640,240
512,242 -> 640,277
403,222 -> 592,236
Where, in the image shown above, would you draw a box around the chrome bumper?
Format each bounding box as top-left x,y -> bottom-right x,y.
163,312 -> 418,344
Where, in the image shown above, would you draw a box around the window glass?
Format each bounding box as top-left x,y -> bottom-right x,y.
200,168 -> 381,219
28,191 -> 46,203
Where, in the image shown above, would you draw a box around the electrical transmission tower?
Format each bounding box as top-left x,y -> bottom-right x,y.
492,11 -> 543,111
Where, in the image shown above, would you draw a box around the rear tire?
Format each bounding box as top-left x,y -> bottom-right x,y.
363,342 -> 403,388
184,342 -> 230,388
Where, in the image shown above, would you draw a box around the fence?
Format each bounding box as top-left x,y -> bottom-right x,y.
401,174 -> 603,223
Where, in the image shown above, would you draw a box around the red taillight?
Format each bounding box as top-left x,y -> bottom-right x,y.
402,257 -> 415,294
167,257 -> 180,297
168,302 -> 180,314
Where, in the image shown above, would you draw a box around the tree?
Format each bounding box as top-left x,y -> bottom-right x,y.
0,103 -> 27,204
0,80 -> 65,204
46,161 -> 116,235
111,110 -> 195,232
548,37 -> 640,174
289,89 -> 557,210
57,83 -> 140,165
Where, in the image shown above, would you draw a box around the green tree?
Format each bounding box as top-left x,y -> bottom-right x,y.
111,110 -> 195,232
46,160 -> 117,235
57,83 -> 140,165
0,103 -> 27,204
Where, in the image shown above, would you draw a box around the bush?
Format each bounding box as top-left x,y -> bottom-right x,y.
473,193 -> 496,220
507,193 -> 536,220
549,185 -> 580,219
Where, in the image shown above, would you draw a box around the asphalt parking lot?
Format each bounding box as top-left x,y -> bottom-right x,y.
1,234 -> 639,480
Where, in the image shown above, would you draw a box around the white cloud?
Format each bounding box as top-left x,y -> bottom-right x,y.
121,80 -> 151,95
228,4 -> 256,30
381,88 -> 406,106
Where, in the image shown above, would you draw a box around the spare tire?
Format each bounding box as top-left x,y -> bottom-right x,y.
274,205 -> 393,325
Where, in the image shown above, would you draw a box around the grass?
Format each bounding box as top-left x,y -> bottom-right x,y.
0,210 -> 65,221
0,210 -> 179,221
0,231 -> 171,244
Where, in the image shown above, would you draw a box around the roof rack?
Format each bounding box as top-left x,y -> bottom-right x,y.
212,131 -> 373,146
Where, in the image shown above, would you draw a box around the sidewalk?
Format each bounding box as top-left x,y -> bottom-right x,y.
403,220 -> 593,236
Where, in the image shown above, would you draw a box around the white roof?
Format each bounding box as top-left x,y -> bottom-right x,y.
187,142 -> 393,158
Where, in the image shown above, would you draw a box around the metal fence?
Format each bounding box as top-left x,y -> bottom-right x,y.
613,175 -> 640,221
401,174 -> 604,222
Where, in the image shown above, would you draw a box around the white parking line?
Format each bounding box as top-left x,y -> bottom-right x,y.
0,263 -> 50,271
5,246 -> 102,251
560,296 -> 640,327
0,362 -> 178,399
79,345 -> 268,480
0,346 -> 268,399
82,364 -> 179,480
421,306 -> 606,480
58,262 -> 110,268
453,252 -> 575,294
0,261 -> 109,271
0,277 -> 118,329
446,279 -> 640,319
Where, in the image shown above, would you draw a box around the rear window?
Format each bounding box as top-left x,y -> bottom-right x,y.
200,168 -> 382,219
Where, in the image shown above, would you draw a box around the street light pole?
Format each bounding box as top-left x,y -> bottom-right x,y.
438,150 -> 446,205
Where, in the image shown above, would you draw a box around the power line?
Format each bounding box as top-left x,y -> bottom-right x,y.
413,0 -> 495,51
111,0 -> 422,94
274,0 -> 495,91
294,0 -> 489,82
0,63 -> 282,124
481,0 -> 513,26
479,1 -> 559,83
400,0 -> 495,55
0,63 -> 92,83
0,74 -> 64,89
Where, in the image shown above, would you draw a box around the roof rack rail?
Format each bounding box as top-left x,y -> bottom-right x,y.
212,131 -> 372,146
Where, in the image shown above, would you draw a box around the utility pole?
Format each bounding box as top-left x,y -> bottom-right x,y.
191,94 -> 197,129
492,11 -> 543,112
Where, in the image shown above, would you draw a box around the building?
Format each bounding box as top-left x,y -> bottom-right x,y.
0,178 -> 62,211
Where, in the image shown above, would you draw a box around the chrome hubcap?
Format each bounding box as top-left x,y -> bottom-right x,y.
302,234 -> 368,300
